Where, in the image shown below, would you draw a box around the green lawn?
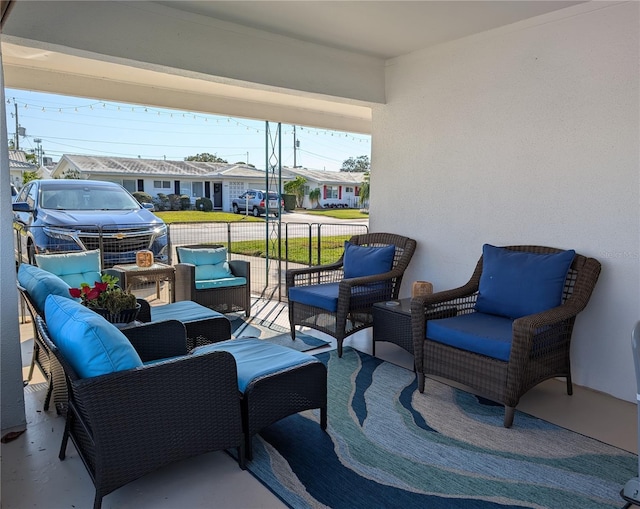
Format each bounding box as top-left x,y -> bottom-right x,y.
231,236 -> 350,265
300,208 -> 368,220
154,211 -> 263,223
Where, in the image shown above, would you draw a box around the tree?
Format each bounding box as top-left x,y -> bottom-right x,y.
359,171 -> 370,208
185,153 -> 228,163
309,187 -> 321,208
25,152 -> 37,164
284,175 -> 307,207
22,171 -> 39,185
340,155 -> 370,172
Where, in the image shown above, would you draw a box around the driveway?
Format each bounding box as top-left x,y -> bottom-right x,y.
278,210 -> 369,225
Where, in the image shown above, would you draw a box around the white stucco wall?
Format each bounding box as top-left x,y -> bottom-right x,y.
370,2 -> 640,402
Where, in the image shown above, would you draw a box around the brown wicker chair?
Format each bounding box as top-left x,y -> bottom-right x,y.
174,244 -> 251,317
35,315 -> 245,509
411,245 -> 601,428
286,232 -> 417,357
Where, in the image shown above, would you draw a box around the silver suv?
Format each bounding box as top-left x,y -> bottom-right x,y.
232,189 -> 282,217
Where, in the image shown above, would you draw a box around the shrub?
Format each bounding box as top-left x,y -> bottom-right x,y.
153,193 -> 170,211
180,194 -> 191,210
167,194 -> 182,211
132,191 -> 153,205
195,197 -> 213,211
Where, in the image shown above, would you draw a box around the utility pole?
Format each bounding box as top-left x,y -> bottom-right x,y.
34,138 -> 43,166
293,126 -> 301,167
14,102 -> 19,150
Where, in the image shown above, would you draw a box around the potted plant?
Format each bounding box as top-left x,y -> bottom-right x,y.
69,273 -> 140,324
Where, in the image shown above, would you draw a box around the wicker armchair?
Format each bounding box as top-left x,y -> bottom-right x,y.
175,244 -> 251,317
286,232 -> 417,357
411,245 -> 601,428
35,315 -> 245,509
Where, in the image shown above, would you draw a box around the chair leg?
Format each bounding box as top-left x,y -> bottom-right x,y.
504,406 -> 515,428
291,327 -> 296,341
320,405 -> 327,431
93,493 -> 103,509
566,374 -> 573,396
337,340 -> 343,358
43,377 -> 53,412
238,435 -> 246,470
27,344 -> 38,381
59,413 -> 72,460
417,373 -> 425,393
245,433 -> 253,462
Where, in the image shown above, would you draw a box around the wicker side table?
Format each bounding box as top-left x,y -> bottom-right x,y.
110,263 -> 175,303
372,298 -> 413,358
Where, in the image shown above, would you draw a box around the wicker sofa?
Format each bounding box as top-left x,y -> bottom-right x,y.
174,245 -> 251,317
36,296 -> 245,509
411,244 -> 601,428
17,262 -> 232,411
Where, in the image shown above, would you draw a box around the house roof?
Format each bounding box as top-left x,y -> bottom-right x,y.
8,149 -> 37,170
52,154 -> 276,180
283,166 -> 366,186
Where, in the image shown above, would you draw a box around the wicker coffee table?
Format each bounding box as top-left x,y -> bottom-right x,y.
372,298 -> 413,357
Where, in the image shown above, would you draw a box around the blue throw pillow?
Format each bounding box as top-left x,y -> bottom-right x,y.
343,241 -> 395,279
45,295 -> 142,379
17,263 -> 74,314
35,250 -> 102,288
474,244 -> 576,319
177,246 -> 232,281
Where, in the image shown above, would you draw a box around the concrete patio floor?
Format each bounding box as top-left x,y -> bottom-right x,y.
2,297 -> 638,508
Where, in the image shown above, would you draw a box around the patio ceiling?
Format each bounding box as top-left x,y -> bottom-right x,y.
1,1 -> 584,132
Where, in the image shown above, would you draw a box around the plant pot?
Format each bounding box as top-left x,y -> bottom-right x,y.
91,303 -> 141,324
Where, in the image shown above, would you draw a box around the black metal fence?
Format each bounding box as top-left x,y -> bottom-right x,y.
15,221 -> 369,304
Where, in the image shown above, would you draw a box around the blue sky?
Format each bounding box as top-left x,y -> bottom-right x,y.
5,89 -> 371,172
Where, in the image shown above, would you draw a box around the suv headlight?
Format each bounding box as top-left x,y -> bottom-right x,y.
42,226 -> 81,242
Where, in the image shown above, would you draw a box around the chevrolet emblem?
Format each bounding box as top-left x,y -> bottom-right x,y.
114,233 -> 126,240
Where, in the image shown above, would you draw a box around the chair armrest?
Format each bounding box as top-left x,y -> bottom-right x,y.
174,263 -> 196,302
286,262 -> 345,290
121,319 -> 188,361
135,298 -> 152,322
70,351 -> 241,460
229,260 -> 250,279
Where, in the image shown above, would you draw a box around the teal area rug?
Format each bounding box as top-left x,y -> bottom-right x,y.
230,317 -> 330,353
242,348 -> 636,509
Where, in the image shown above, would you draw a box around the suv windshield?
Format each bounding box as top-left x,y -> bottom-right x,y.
41,183 -> 141,211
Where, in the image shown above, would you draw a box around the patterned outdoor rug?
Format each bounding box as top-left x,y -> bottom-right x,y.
241,348 -> 636,509
230,316 -> 330,353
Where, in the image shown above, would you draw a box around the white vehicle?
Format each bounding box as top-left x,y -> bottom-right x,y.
231,189 -> 282,217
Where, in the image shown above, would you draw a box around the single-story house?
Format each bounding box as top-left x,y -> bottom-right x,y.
282,166 -> 367,209
8,149 -> 38,189
51,154 -> 294,211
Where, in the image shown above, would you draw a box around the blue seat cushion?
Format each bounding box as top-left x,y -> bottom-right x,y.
474,244 -> 576,319
17,263 -> 74,314
427,313 -> 514,362
177,246 -> 232,280
195,276 -> 247,290
288,282 -> 390,312
44,295 -> 143,378
192,337 -> 318,393
343,241 -> 395,279
151,300 -> 226,324
35,250 -> 102,288
288,282 -> 340,312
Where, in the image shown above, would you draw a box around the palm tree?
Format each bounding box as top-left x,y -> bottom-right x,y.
359,172 -> 370,209
309,188 -> 321,208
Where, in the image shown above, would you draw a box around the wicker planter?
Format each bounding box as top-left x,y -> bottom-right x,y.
90,303 -> 141,324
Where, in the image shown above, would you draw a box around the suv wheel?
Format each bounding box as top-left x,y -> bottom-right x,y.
232,203 -> 239,214
252,207 -> 260,217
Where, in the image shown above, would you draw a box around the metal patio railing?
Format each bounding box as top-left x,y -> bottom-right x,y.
15,221 -> 369,304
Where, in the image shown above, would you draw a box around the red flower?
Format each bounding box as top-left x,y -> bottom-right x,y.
69,287 -> 82,298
